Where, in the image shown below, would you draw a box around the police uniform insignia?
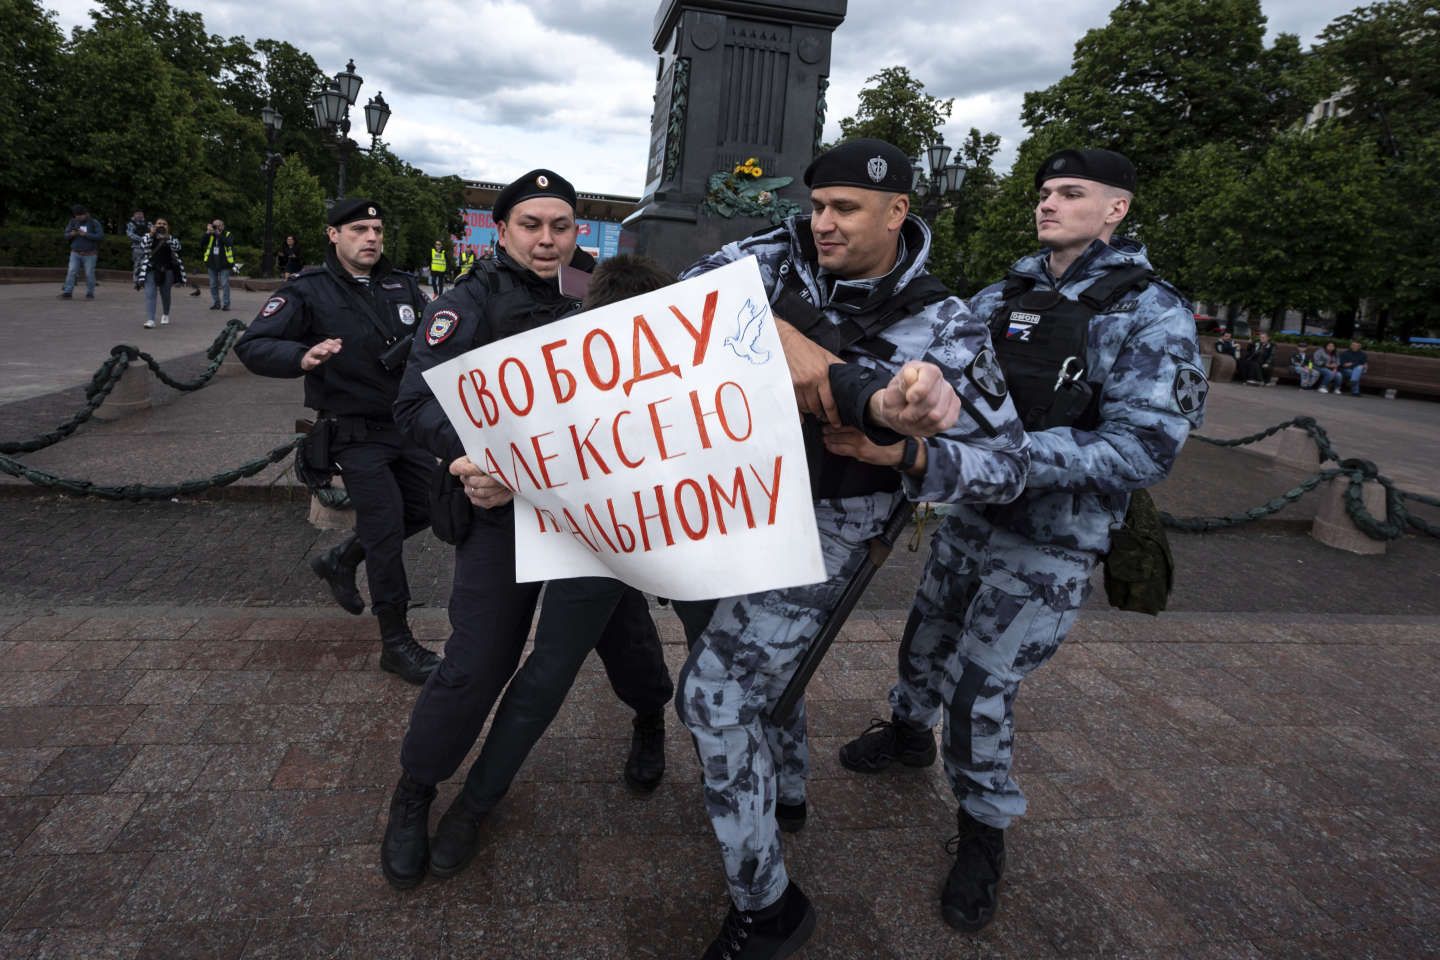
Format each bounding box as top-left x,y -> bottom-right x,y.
261,296 -> 286,317
427,309 -> 459,346
1006,310 -> 1040,342
968,347 -> 1008,409
536,174 -> 550,188
381,280 -> 403,290
398,304 -> 416,326
866,156 -> 888,183
367,206 -> 376,216
1052,158 -> 1066,172
1172,366 -> 1208,415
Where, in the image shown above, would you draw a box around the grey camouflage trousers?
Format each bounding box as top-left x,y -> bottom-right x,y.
889,516 -> 1094,829
676,493 -> 899,911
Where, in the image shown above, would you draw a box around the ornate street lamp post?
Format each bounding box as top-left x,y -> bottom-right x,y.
911,137 -> 967,224
310,59 -> 393,200
259,104 -> 284,278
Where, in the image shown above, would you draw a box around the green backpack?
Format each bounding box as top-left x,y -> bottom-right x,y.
1103,489 -> 1174,615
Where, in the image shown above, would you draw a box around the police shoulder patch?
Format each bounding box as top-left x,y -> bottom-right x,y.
967,346 -> 1009,409
426,309 -> 459,347
1172,365 -> 1208,416
261,296 -> 286,317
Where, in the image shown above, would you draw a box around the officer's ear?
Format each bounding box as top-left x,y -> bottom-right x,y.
1105,187 -> 1132,226
326,225 -> 340,245
885,192 -> 909,231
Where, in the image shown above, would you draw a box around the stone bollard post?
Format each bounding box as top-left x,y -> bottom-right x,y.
1310,477 -> 1387,555
308,479 -> 355,531
92,362 -> 153,421
1255,426 -> 1320,469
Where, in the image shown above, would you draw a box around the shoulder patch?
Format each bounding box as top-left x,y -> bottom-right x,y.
1172,366 -> 1208,416
967,346 -> 1009,409
261,296 -> 286,317
426,309 -> 459,347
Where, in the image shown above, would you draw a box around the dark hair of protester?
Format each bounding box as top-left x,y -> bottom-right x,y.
582,254 -> 675,309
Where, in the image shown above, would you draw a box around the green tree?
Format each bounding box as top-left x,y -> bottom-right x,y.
353,145 -> 466,272
262,153 -> 327,254
836,66 -> 954,158
0,0 -> 66,222
1021,0 -> 1316,178
1319,0 -> 1440,157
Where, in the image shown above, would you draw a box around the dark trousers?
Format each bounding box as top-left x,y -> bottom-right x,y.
399,514 -> 673,803
330,422 -> 435,616
429,273 -> 445,297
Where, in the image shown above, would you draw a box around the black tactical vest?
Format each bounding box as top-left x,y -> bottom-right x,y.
456,260 -> 581,347
990,265 -> 1152,431
767,242 -> 950,500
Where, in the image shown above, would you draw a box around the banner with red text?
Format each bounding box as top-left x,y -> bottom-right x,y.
421,256 -> 824,600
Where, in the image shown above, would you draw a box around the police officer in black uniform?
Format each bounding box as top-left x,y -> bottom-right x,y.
234,199 -> 440,685
379,170 -> 674,890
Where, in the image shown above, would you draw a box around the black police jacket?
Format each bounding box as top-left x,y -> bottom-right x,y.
394,245 -> 595,466
234,246 -> 425,420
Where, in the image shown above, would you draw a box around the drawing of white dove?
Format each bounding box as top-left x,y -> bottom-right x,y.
723,297 -> 773,365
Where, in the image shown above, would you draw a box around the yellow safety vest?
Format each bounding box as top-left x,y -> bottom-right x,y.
459,252 -> 476,275
431,248 -> 447,272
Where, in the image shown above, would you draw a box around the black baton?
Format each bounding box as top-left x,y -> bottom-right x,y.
769,496 -> 917,725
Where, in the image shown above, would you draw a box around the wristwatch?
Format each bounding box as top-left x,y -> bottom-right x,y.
895,436 -> 920,473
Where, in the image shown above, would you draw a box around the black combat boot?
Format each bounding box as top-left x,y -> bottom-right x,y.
623,711 -> 667,794
429,795 -> 487,879
838,714 -> 937,773
380,773 -> 435,890
775,800 -> 807,834
701,881 -> 816,960
309,535 -> 365,615
941,809 -> 1006,932
376,608 -> 440,685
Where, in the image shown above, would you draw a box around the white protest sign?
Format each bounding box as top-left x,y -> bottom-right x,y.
421,256 -> 824,600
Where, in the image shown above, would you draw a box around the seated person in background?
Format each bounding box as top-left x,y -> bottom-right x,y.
1338,340 -> 1368,396
1236,331 -> 1275,385
1314,342 -> 1343,394
1214,330 -> 1238,357
1290,341 -> 1320,390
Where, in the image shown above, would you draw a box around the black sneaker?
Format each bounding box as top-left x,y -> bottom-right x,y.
623,711 -> 666,794
309,536 -> 364,615
702,881 -> 816,960
429,797 -> 487,878
941,810 -> 1006,932
209,304 -> 221,310
380,774 -> 434,890
58,292 -> 72,299
838,715 -> 936,773
775,800 -> 806,834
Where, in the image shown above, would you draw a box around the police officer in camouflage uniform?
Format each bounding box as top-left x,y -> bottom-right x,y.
235,198 -> 440,685
674,139 -> 1031,960
838,148 -> 1207,933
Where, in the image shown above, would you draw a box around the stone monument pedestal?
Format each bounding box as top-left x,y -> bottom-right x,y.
1310,477 -> 1387,555
624,0 -> 847,273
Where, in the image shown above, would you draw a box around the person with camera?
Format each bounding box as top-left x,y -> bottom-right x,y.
203,218 -> 236,311
133,218 -> 187,329
59,205 -> 103,300
234,199 -> 440,685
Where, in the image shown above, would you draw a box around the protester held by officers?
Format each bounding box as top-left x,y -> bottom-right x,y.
838,147 -> 1204,935
134,217 -> 187,329
60,204 -> 103,300
203,218 -> 235,310
428,240 -> 448,297
380,171 -> 674,893
670,137 -> 1029,960
234,198 -> 440,686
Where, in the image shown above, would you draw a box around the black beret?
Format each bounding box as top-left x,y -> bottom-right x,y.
493,169 -> 576,222
1035,149 -> 1137,192
804,138 -> 912,193
327,198 -> 383,227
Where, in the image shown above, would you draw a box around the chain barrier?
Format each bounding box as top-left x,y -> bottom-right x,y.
0,436 -> 300,501
0,320 -> 247,455
1164,417 -> 1438,540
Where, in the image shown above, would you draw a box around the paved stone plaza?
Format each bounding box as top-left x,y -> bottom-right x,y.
1,293 -> 1437,957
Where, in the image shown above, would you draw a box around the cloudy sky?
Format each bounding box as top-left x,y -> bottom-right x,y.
49,0 -> 1357,196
